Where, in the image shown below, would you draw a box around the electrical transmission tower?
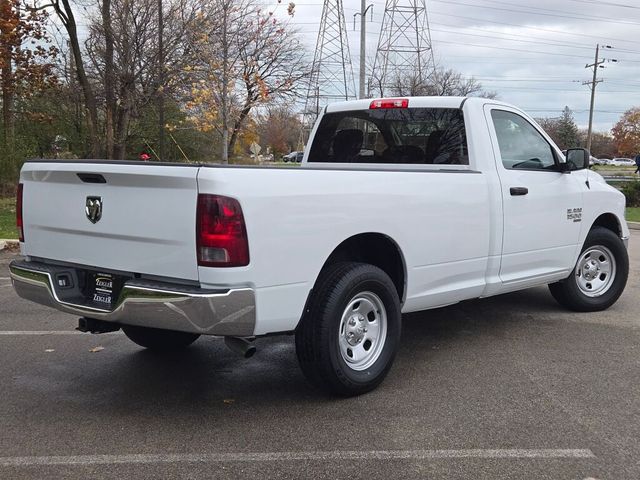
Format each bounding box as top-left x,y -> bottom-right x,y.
300,0 -> 356,147
370,0 -> 436,97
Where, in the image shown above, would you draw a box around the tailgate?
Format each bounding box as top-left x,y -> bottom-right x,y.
20,161 -> 200,281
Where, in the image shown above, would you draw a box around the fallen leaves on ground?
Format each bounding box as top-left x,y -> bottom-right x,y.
89,346 -> 105,353
2,241 -> 19,252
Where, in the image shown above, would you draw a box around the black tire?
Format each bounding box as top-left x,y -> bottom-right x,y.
295,262 -> 402,397
122,325 -> 200,351
549,226 -> 628,312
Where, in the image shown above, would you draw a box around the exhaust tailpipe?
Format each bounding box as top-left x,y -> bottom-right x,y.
224,336 -> 256,358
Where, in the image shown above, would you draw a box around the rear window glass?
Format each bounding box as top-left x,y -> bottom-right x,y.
307,108 -> 468,165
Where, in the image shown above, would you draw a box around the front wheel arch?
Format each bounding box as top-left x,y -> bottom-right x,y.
591,212 -> 623,238
550,226 -> 628,312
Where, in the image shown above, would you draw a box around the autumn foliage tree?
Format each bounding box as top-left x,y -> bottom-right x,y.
612,107 -> 640,157
184,0 -> 310,163
256,106 -> 301,157
0,0 -> 57,151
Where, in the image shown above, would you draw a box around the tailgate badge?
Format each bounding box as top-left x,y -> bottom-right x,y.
85,196 -> 103,223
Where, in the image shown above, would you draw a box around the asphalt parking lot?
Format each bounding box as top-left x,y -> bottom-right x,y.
1,234 -> 639,480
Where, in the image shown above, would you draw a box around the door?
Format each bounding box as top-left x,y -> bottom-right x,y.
484,106 -> 586,286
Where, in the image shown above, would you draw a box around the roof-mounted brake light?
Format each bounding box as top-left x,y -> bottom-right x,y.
369,98 -> 409,109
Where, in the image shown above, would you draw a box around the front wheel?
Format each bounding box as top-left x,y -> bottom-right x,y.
549,227 -> 628,312
122,325 -> 200,351
295,262 -> 402,396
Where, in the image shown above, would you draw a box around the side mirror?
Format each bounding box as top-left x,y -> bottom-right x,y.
565,148 -> 590,171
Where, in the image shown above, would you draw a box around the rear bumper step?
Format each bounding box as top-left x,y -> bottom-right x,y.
9,260 -> 256,336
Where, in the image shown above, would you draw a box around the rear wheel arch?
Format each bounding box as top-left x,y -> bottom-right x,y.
315,232 -> 407,303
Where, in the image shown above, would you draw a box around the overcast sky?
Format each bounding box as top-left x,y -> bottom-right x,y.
272,0 -> 640,132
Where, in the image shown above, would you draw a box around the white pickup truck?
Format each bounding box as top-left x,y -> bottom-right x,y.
11,96 -> 629,396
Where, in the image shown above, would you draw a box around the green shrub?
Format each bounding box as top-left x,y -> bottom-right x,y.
621,181 -> 640,207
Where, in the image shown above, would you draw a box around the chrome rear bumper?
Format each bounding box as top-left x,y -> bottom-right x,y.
9,260 -> 255,336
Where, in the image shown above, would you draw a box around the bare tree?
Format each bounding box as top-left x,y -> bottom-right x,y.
44,0 -> 101,157
387,68 -> 496,98
184,0 -> 310,162
86,0 -> 198,159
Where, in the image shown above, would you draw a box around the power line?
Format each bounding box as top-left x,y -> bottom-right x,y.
563,0 -> 640,9
430,0 -> 640,27
451,0 -> 640,25
429,21 -> 593,50
432,39 -> 594,59
429,27 -> 595,52
428,11 -> 640,47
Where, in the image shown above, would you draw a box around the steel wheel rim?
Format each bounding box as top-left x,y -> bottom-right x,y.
575,245 -> 616,297
338,291 -> 387,371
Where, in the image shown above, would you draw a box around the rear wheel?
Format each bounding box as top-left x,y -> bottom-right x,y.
549,227 -> 628,312
122,325 -> 200,351
295,262 -> 402,396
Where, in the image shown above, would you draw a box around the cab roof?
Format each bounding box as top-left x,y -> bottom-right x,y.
324,96 -> 516,113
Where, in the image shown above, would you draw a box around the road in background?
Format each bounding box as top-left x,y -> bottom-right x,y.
0,234 -> 639,479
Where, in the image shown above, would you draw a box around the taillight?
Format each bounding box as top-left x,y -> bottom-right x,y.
196,194 -> 249,267
16,183 -> 24,242
369,98 -> 409,109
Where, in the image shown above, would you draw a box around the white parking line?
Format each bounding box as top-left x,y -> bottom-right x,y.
0,331 -> 119,335
0,449 -> 595,467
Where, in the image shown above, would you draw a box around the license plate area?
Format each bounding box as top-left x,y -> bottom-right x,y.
74,270 -> 129,310
88,272 -> 117,308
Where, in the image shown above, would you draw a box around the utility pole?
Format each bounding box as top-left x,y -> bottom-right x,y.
158,0 -> 165,161
354,2 -> 373,99
583,44 -> 616,152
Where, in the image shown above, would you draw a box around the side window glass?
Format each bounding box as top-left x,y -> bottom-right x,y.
491,110 -> 557,171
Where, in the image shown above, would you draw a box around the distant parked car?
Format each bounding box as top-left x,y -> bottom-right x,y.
282,151 -> 304,163
610,158 -> 635,167
282,151 -> 299,162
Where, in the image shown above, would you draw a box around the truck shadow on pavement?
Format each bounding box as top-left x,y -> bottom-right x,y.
43,285 -> 580,412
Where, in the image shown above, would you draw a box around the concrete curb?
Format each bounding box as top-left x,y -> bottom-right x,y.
628,222 -> 640,231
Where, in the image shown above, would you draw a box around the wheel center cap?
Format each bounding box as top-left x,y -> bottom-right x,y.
345,314 -> 366,346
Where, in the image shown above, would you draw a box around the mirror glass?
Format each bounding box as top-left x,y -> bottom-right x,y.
566,149 -> 589,170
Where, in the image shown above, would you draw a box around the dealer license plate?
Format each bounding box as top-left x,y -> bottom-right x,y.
90,272 -> 116,307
